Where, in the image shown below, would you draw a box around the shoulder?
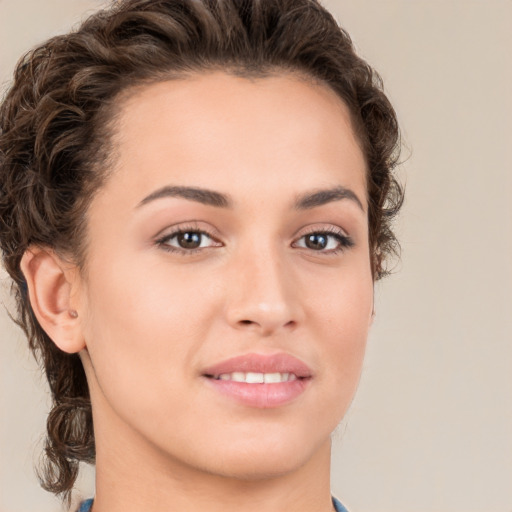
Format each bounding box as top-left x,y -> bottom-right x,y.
78,497 -> 348,511
332,496 -> 350,512
77,499 -> 94,512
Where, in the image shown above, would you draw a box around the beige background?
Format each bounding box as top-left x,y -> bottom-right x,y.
1,1 -> 511,511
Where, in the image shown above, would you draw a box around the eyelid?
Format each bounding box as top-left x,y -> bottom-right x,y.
296,224 -> 350,239
292,225 -> 354,253
153,220 -> 221,241
154,222 -> 223,254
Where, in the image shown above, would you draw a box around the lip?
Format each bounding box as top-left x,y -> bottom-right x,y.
202,352 -> 313,377
202,353 -> 313,409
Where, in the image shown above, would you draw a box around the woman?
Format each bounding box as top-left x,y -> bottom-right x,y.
0,0 -> 402,511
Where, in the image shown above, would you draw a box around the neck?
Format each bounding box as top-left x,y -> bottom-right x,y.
91,416 -> 334,512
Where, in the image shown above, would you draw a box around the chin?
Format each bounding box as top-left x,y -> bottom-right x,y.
198,451 -> 311,481
183,425 -> 330,481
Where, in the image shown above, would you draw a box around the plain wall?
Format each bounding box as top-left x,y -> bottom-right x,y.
1,1 -> 511,511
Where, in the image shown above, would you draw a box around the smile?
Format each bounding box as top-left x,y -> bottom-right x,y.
202,353 -> 312,408
211,372 -> 298,383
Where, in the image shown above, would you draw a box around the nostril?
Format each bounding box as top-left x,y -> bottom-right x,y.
240,320 -> 253,325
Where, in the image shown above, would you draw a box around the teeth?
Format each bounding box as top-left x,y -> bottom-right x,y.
264,373 -> 282,384
214,372 -> 298,383
246,372 -> 264,383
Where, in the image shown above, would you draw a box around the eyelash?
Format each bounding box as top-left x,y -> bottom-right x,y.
155,223 -> 219,256
292,226 -> 354,254
155,224 -> 354,256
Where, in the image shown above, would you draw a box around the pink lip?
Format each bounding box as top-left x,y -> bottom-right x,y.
202,353 -> 312,409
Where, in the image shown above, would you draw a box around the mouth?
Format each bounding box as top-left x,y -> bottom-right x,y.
205,372 -> 301,383
201,353 -> 312,408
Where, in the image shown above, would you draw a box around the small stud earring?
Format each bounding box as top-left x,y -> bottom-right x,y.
69,310 -> 78,318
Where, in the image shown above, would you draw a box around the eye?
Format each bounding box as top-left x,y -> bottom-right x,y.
156,227 -> 221,254
293,228 -> 354,254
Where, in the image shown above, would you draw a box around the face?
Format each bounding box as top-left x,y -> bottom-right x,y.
74,72 -> 373,479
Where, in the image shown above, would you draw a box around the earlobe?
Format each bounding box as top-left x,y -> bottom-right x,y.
20,247 -> 85,354
369,287 -> 375,326
369,308 -> 376,326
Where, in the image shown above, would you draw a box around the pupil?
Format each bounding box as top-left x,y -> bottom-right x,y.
305,234 -> 327,250
178,232 -> 201,249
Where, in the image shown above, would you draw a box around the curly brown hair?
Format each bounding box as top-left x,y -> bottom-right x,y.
0,0 -> 402,502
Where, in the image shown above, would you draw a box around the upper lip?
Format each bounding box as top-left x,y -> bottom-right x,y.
202,353 -> 313,379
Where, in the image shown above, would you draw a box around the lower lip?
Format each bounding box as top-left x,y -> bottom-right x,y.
203,377 -> 310,408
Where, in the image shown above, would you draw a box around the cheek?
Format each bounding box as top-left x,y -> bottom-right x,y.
307,262 -> 373,393
78,258 -> 218,404
83,250 -> 217,334
307,254 -> 373,332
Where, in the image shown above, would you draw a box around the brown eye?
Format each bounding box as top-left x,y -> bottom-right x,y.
304,233 -> 329,250
158,229 -> 220,253
294,230 -> 354,253
177,232 -> 202,249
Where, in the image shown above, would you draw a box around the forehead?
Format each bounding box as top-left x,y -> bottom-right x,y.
100,71 -> 367,208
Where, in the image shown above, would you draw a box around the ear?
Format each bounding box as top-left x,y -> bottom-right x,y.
20,247 -> 85,354
369,286 -> 376,326
369,308 -> 376,326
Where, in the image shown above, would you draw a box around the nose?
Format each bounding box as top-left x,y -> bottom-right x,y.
224,245 -> 303,337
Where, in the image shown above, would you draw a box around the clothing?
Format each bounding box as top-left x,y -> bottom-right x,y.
78,496 -> 349,511
332,496 -> 349,512
77,500 -> 93,512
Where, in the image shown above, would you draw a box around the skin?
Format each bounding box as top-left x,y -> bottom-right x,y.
22,72 -> 373,512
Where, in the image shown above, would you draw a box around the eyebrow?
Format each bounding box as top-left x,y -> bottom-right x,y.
293,186 -> 365,212
137,186 -> 232,209
137,184 -> 364,212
